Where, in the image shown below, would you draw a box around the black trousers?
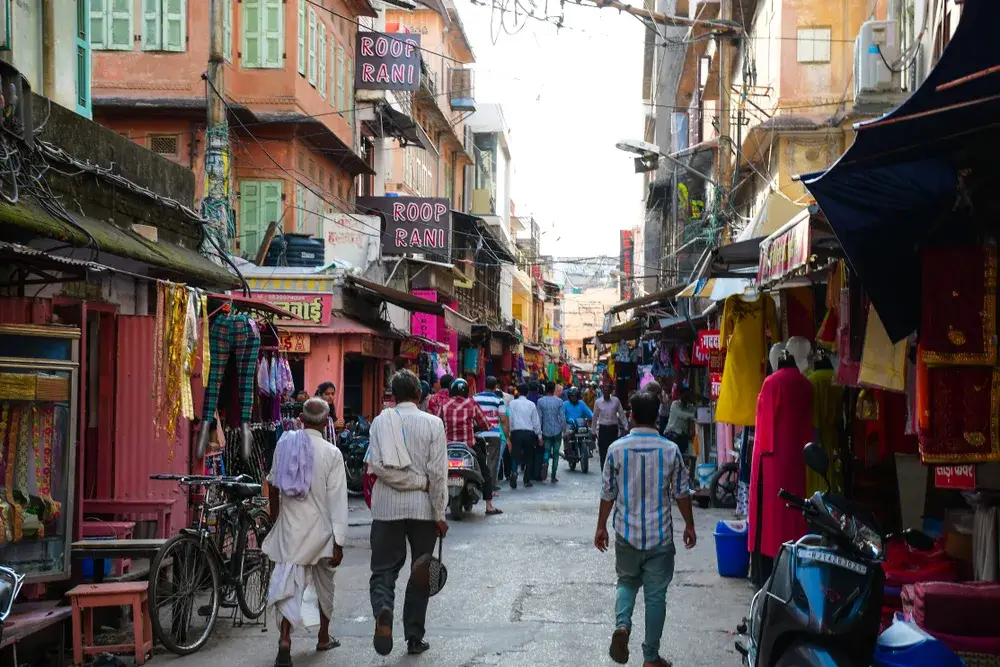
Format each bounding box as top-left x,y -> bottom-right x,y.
369,519 -> 438,641
597,425 -> 619,470
472,438 -> 494,501
511,430 -> 538,482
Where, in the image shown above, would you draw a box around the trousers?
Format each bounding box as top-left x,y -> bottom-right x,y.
542,435 -> 562,479
510,430 -> 538,482
615,536 -> 676,663
598,425 -> 619,471
202,312 -> 260,424
369,519 -> 438,641
471,438 -> 494,501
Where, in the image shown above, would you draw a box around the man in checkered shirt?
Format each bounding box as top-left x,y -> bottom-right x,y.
435,379 -> 501,516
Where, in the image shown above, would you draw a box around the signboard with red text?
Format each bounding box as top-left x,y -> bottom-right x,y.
935,465 -> 976,491
693,330 -> 720,366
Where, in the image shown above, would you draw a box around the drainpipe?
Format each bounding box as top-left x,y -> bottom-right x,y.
42,0 -> 56,99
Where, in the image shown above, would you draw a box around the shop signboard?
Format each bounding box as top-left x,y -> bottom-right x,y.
934,464 -> 976,490
256,292 -> 332,326
323,213 -> 380,271
362,336 -> 395,359
693,329 -> 720,366
758,214 -> 811,284
357,196 -> 451,262
355,32 -> 421,91
410,290 -> 439,341
619,230 -> 634,300
710,373 -> 723,400
278,332 -> 311,354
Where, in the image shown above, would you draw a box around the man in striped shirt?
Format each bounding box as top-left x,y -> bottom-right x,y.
595,391 -> 696,667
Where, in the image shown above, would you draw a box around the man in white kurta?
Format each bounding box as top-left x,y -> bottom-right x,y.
263,397 -> 348,664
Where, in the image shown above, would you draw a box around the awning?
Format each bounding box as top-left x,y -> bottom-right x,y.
802,0 -> 1000,340
364,102 -> 432,151
344,275 -> 445,316
206,292 -> 305,320
607,283 -> 685,314
708,237 -> 765,277
0,203 -> 240,288
443,306 -> 473,339
408,335 -> 449,351
276,316 -> 383,336
597,318 -> 642,344
453,211 -> 516,264
757,208 -> 838,287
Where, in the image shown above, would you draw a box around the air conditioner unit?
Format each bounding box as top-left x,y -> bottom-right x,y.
854,20 -> 900,96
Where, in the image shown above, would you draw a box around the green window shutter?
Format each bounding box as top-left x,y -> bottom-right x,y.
243,0 -> 260,66
163,0 -> 185,52
295,185 -> 305,233
261,0 -> 283,68
109,0 -> 133,50
329,36 -> 336,108
142,0 -> 159,50
261,181 -> 283,234
297,0 -> 305,75
223,0 -> 232,60
76,0 -> 92,118
239,181 -> 262,258
336,45 -> 345,116
90,0 -> 106,49
307,8 -> 317,84
318,25 -> 326,98
346,56 -> 353,126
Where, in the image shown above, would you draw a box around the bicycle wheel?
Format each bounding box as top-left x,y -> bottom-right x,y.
235,509 -> 273,619
149,533 -> 222,655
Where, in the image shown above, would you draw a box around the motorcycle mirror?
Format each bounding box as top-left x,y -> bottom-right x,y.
803,442 -> 829,477
901,529 -> 935,552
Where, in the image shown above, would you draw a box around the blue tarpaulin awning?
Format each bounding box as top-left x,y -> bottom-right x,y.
802,0 -> 1000,341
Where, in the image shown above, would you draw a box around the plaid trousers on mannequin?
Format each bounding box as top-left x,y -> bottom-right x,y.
201,312 -> 261,424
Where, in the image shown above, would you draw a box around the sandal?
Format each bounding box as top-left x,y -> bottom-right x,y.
643,657 -> 672,667
486,508 -> 504,515
609,627 -> 630,664
274,646 -> 293,667
316,638 -> 341,651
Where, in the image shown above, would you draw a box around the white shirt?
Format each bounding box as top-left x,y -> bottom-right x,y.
665,401 -> 697,435
262,428 -> 348,566
508,396 -> 541,435
368,402 -> 448,522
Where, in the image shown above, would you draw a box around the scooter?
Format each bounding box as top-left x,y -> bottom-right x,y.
338,416 -> 370,495
563,418 -> 596,473
446,438 -> 485,520
0,566 -> 24,644
736,442 -> 934,667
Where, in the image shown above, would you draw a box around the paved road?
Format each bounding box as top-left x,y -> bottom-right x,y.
161,463 -> 752,667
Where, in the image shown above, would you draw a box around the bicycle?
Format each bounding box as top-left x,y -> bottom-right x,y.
147,473 -> 272,655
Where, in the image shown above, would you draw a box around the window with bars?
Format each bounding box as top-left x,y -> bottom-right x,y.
149,135 -> 179,156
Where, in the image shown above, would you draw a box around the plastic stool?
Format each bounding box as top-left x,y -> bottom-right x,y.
67,582 -> 153,666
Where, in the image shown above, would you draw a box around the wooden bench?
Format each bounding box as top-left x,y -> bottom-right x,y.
71,539 -> 167,585
0,600 -> 70,667
82,499 -> 175,539
67,583 -> 152,666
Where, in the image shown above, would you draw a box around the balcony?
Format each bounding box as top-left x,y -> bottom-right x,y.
449,67 -> 476,112
420,57 -> 438,98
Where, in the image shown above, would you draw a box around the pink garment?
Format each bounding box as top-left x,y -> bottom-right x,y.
716,422 -> 735,466
748,367 -> 812,559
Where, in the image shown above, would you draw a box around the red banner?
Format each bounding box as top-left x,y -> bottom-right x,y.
934,465 -> 976,490
710,373 -> 723,400
693,330 -> 720,366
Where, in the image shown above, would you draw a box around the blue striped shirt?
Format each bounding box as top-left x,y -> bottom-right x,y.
600,427 -> 691,551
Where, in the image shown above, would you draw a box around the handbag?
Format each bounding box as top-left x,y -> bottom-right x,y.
411,537 -> 448,597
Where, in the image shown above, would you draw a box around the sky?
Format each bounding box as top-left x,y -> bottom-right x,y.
456,0 -> 647,259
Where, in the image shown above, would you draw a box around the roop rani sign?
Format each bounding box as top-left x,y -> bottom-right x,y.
357,196 -> 452,262
355,32 -> 421,91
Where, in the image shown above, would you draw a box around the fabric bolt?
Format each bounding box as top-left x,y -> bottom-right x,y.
600,427 -> 691,552
369,519 -> 439,641
749,368 -> 812,559
921,244 -> 997,366
536,395 -> 565,438
807,368 -> 844,496
438,397 -> 491,447
917,366 -> 1000,463
716,295 -> 779,427
614,535 -> 676,664
859,306 -> 908,393
268,560 -> 336,629
202,312 -> 262,425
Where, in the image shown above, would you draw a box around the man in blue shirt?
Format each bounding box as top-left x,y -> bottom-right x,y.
563,386 -> 594,425
595,391 -> 696,667
536,381 -> 565,483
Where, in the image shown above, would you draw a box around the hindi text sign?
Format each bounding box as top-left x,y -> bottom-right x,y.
935,465 -> 976,491
693,330 -> 720,367
256,292 -> 332,327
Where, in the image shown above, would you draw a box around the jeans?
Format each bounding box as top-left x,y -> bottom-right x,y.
510,430 -> 538,482
369,520 -> 438,641
542,435 -> 562,479
614,536 -> 676,663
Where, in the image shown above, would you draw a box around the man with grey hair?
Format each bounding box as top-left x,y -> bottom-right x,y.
264,397 -> 349,666
368,369 -> 448,657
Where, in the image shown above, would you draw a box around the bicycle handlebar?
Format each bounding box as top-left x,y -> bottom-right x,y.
150,473 -> 256,486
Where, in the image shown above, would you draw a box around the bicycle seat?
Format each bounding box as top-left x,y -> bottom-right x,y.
222,482 -> 261,499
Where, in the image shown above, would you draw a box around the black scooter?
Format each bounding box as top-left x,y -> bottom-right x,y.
736,442 -> 933,667
563,418 -> 595,473
337,416 -> 370,495
446,438 -> 485,520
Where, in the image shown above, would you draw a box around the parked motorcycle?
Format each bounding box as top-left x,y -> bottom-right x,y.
735,442 -> 934,667
563,418 -> 596,473
447,438 -> 485,520
338,416 -> 370,495
0,566 -> 24,644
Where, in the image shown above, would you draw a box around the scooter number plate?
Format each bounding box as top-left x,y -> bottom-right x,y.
447,477 -> 465,487
798,548 -> 867,575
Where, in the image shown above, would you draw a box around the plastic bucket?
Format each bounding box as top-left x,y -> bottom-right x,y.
695,463 -> 717,489
714,519 -> 750,578
82,535 -> 114,578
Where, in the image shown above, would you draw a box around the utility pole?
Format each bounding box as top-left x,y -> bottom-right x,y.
202,0 -> 232,256
716,0 -> 733,243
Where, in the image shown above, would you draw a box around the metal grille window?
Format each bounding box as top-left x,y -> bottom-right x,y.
150,135 -> 179,156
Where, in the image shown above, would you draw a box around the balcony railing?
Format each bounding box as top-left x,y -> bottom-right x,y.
449,67 -> 476,112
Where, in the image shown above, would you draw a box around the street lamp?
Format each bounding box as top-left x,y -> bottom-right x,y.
615,139 -> 719,187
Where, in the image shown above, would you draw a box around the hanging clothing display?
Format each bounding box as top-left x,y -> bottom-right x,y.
781,287 -> 816,340
836,288 -> 861,386
748,367 -> 812,559
858,305 -> 908,392
918,364 -> 1000,463
807,368 -> 844,496
716,295 -> 779,427
921,244 -> 997,366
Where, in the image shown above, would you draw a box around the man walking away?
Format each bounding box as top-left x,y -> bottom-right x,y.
507,383 -> 542,488
426,374 -> 453,417
438,379 -> 502,515
264,398 -> 348,667
595,392 -> 697,667
593,384 -> 628,470
368,370 -> 449,657
474,376 -> 510,496
664,390 -> 697,456
536,381 -> 565,483
526,380 -> 541,404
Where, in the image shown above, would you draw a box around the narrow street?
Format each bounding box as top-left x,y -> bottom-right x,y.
166,470 -> 751,667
